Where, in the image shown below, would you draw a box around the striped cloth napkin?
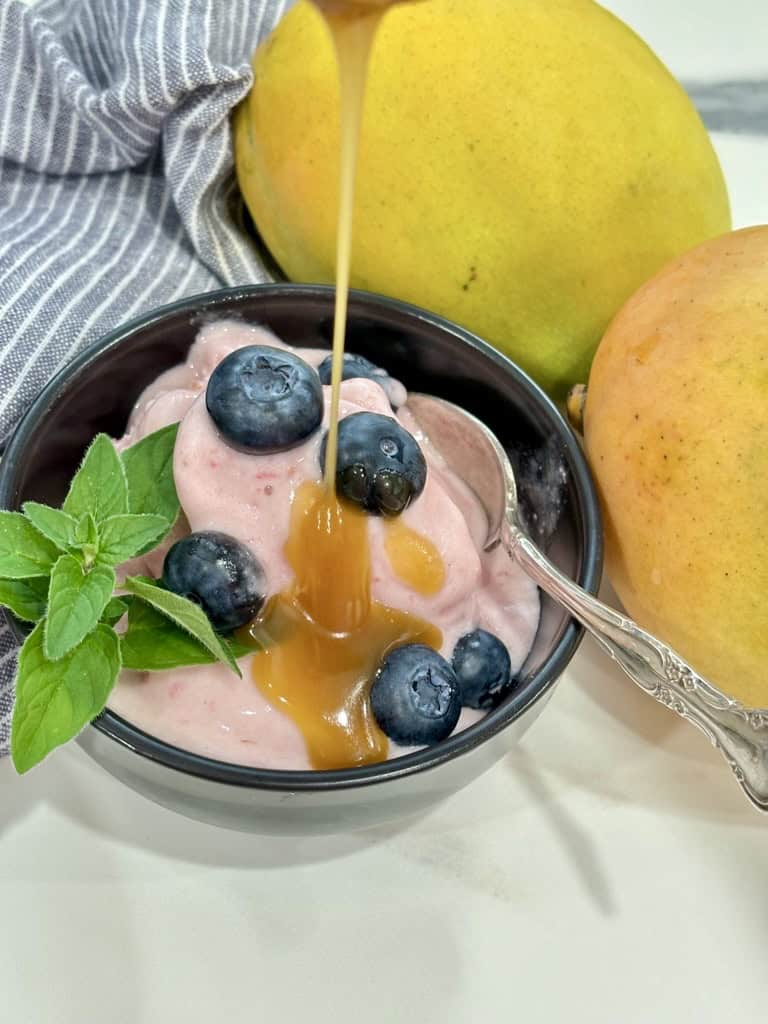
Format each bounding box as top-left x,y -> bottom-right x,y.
0,0 -> 292,758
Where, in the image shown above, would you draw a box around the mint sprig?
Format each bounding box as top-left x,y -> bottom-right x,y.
0,578 -> 49,623
0,425 -> 250,774
123,576 -> 241,676
120,600 -> 251,671
44,555 -> 116,660
22,502 -> 78,550
63,433 -> 128,522
98,514 -> 169,565
11,622 -> 122,775
0,512 -> 60,578
74,512 -> 99,556
122,422 -> 180,523
102,597 -> 130,627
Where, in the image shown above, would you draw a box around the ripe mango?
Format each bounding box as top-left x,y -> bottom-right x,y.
583,226 -> 768,707
233,0 -> 730,399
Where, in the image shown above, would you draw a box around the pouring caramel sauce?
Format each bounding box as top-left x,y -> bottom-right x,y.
244,481 -> 442,769
241,1 -> 446,769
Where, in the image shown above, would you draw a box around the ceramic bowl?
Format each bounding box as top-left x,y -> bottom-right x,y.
0,284 -> 602,834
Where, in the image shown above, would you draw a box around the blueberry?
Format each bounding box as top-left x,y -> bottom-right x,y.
371,644 -> 461,746
317,352 -> 401,407
162,531 -> 267,632
451,629 -> 514,710
319,411 -> 427,515
206,345 -> 323,453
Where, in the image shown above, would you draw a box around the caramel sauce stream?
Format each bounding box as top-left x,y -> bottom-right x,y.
322,6 -> 383,488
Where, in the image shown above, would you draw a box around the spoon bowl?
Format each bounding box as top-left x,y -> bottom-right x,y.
407,393 -> 768,813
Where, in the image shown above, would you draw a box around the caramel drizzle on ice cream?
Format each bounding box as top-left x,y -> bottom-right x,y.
244,481 -> 442,769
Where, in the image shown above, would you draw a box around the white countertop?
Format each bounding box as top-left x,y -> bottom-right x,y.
2,3 -> 767,1022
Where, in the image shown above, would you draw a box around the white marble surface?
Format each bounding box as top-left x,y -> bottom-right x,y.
2,3 -> 768,1023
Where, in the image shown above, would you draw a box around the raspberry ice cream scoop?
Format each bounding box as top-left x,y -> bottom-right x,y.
108,319 -> 540,770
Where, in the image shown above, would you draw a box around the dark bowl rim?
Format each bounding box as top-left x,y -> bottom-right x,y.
0,282 -> 603,792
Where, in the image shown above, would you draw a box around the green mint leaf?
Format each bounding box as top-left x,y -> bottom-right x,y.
0,511 -> 60,578
0,577 -> 49,622
44,555 -> 116,660
75,513 -> 99,547
22,502 -> 77,551
97,513 -> 170,565
121,423 -> 180,523
121,600 -> 219,670
11,622 -> 121,774
120,599 -> 255,671
124,575 -> 241,677
62,434 -> 128,523
74,513 -> 101,572
101,597 -> 130,626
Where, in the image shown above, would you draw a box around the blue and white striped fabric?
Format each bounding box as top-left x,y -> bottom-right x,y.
0,0 -> 291,757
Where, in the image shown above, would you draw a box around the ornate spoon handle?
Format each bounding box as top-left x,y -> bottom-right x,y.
504,523 -> 768,811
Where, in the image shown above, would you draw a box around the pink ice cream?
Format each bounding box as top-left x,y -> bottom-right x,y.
108,319 -> 540,769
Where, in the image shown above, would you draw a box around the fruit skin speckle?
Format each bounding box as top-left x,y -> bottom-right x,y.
371,643 -> 461,746
319,411 -> 427,516
162,530 -> 267,633
206,345 -> 323,453
451,628 -> 513,710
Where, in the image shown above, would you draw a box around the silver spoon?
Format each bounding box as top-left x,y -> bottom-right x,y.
407,393 -> 768,812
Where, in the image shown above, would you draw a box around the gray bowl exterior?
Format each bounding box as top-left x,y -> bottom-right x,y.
77,690 -> 555,835
0,284 -> 602,834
